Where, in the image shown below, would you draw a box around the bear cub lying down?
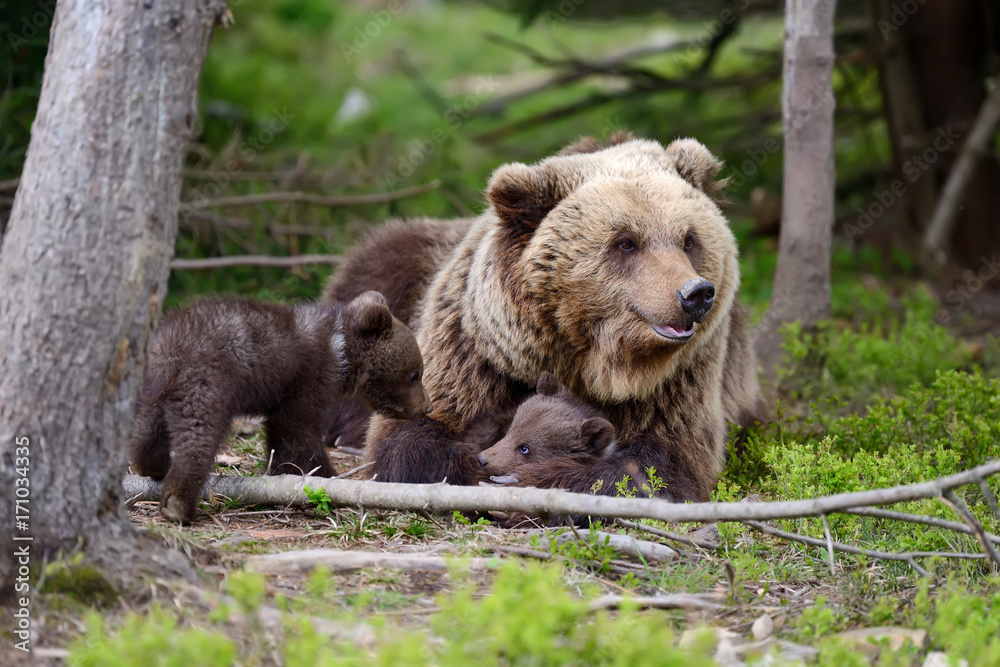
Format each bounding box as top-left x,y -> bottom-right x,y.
129,291 -> 432,523
477,372 -> 617,483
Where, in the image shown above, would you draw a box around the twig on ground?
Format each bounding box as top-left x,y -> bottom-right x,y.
492,545 -> 553,561
614,518 -> 716,550
334,462 -> 374,480
841,506 -> 1000,544
743,520 -> 983,577
245,548 -> 495,575
940,490 -> 1000,572
821,514 -> 836,576
977,479 -> 1000,523
550,529 -> 678,563
587,593 -> 723,613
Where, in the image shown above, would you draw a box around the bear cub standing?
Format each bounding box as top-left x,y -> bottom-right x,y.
477,372 -> 616,482
129,291 -> 432,523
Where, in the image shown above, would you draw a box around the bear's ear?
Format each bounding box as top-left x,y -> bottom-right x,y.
579,417 -> 615,452
536,371 -> 561,396
557,129 -> 635,156
664,138 -> 726,194
487,163 -> 563,235
345,290 -> 393,337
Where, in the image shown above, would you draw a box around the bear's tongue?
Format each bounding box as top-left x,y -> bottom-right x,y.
651,322 -> 694,341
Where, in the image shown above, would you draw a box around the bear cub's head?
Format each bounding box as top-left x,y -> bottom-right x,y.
342,291 -> 433,420
477,372 -> 615,477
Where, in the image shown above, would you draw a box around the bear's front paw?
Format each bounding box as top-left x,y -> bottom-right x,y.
160,494 -> 195,524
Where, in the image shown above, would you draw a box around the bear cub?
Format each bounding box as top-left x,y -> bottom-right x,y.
477,372 -> 616,481
129,291 -> 432,523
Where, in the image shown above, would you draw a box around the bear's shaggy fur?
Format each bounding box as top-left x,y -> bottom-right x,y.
477,372 -> 615,479
129,291 -> 432,523
324,133 -> 765,501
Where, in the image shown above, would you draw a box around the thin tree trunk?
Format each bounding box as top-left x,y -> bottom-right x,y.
755,0 -> 837,373
0,0 -> 225,588
870,0 -> 936,232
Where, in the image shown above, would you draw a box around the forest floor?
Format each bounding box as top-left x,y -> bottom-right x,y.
18,391 -> 1000,667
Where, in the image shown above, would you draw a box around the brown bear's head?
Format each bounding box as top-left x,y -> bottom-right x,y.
479,135 -> 738,401
343,291 -> 434,420
476,372 -> 615,477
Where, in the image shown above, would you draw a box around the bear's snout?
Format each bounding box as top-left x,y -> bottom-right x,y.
677,278 -> 715,322
477,452 -> 489,467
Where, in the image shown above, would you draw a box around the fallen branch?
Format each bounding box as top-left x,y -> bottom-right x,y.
169,254 -> 342,270
122,459 -> 1000,524
188,179 -> 440,209
551,529 -> 678,563
742,519 -> 984,578
244,548 -> 493,575
587,593 -> 722,613
614,518 -> 717,550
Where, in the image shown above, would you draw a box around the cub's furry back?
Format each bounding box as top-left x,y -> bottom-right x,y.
129,291 -> 431,523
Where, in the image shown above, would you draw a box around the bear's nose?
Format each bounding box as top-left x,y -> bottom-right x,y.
477,453 -> 488,467
677,278 -> 715,322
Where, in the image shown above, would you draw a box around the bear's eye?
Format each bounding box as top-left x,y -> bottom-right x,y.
518,444 -> 530,455
410,371 -> 420,384
617,239 -> 636,252
684,236 -> 694,251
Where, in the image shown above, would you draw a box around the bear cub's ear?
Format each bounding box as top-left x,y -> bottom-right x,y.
345,290 -> 393,337
579,417 -> 616,451
487,163 -> 562,233
664,138 -> 726,194
535,371 -> 562,396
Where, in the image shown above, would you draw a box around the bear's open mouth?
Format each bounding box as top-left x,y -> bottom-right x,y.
650,322 -> 695,342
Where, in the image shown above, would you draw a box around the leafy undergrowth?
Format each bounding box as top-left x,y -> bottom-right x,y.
14,291 -> 998,666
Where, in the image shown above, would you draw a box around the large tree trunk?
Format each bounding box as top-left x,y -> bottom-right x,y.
755,0 -> 837,373
0,0 -> 224,589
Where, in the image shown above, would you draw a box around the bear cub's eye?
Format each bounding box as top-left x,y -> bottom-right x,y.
410,371 -> 420,384
518,444 -> 530,455
684,236 -> 694,251
617,239 -> 637,252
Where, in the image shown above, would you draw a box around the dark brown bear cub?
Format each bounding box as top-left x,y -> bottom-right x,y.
129,291 -> 432,523
477,373 -> 615,481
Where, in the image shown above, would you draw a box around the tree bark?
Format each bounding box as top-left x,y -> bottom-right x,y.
0,0 -> 225,589
755,0 -> 836,373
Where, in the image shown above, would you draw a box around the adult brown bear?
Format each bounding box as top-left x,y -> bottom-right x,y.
323,132 -> 764,501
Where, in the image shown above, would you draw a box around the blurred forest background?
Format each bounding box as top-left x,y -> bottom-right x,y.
3,0 -> 999,329
5,2 -> 1000,662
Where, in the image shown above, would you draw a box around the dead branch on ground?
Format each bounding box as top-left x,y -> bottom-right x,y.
124,461 -> 1000,577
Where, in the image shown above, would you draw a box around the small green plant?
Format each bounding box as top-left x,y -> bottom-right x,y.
614,475 -> 636,498
303,485 -> 333,514
641,466 -> 667,497
69,609 -> 236,667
